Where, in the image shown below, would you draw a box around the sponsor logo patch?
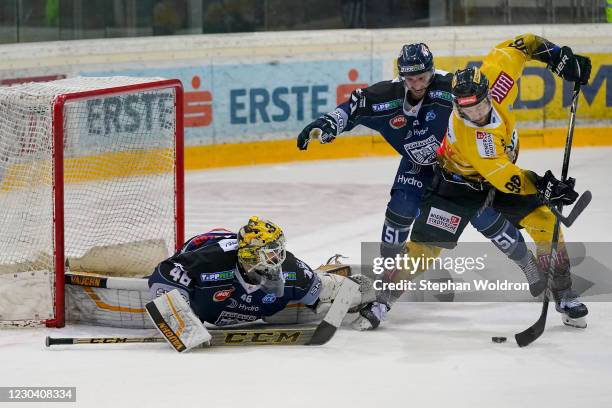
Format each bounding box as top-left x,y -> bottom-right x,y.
213,287 -> 235,302
283,271 -> 297,281
397,174 -> 424,188
238,303 -> 259,312
425,110 -> 436,121
456,95 -> 477,106
400,63 -> 425,73
426,207 -> 462,234
475,131 -> 496,158
262,294 -> 277,304
372,99 -> 402,112
428,90 -> 452,101
218,238 -> 238,252
214,310 -> 258,326
403,135 -> 439,165
490,71 -> 514,104
389,115 -> 407,129
200,270 -> 235,282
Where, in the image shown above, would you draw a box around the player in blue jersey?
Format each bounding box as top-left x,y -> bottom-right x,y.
146,216 -> 371,351
297,43 -> 546,330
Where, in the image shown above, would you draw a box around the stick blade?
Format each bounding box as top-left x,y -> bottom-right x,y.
552,190 -> 592,227
514,300 -> 549,347
307,321 -> 337,346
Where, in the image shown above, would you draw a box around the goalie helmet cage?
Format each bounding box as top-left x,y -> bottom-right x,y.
0,77 -> 184,328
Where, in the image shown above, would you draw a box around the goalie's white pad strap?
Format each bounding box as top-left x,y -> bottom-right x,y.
145,289 -> 211,352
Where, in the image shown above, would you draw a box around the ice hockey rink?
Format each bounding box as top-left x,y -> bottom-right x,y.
1,146 -> 611,408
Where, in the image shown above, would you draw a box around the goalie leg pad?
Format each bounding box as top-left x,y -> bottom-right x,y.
145,289 -> 211,352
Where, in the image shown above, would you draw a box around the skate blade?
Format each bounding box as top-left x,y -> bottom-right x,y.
561,315 -> 587,329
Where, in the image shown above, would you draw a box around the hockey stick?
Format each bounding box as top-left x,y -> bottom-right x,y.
549,190 -> 592,227
46,278 -> 359,348
46,328 -> 317,347
515,82 -> 581,348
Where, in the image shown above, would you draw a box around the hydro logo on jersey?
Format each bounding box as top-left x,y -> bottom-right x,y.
397,174 -> 424,188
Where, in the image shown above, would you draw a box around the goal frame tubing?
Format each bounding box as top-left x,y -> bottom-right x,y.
49,79 -> 185,327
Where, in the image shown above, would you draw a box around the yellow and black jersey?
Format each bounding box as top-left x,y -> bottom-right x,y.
438,33 -> 558,195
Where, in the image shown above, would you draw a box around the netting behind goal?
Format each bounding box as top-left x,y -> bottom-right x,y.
0,77 -> 184,327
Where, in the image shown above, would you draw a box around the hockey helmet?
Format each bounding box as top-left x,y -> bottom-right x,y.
451,66 -> 490,107
397,43 -> 434,77
237,216 -> 287,296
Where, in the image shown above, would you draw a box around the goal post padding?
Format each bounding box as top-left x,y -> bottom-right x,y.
0,76 -> 184,327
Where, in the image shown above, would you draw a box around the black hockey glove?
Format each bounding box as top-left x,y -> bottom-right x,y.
535,170 -> 579,206
548,46 -> 591,85
297,115 -> 339,150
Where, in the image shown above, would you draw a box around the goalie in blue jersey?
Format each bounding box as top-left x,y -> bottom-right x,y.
145,216 -> 372,351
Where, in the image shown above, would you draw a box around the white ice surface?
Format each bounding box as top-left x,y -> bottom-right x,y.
1,147 -> 611,408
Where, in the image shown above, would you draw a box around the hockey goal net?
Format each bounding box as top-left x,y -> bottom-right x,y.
0,77 -> 184,327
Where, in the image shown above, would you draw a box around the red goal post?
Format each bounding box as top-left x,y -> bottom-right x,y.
0,77 -> 184,327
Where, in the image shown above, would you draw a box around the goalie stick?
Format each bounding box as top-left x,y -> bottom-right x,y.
514,82 -> 584,348
46,277 -> 359,349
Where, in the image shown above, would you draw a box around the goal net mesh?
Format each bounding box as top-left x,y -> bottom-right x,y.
0,77 -> 180,325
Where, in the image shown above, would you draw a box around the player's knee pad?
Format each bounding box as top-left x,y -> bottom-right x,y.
471,208 -> 526,261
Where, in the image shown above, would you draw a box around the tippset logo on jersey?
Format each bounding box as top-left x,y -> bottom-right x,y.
389,115 -> 407,129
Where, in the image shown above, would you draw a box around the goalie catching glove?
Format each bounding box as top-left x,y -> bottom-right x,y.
145,289 -> 211,352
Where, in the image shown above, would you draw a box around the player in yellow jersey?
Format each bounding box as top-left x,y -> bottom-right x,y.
387,34 -> 591,329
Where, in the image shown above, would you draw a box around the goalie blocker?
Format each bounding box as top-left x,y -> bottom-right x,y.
146,289 -> 211,352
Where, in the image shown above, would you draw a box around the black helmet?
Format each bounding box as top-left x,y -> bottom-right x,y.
397,43 -> 434,77
451,67 -> 489,107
